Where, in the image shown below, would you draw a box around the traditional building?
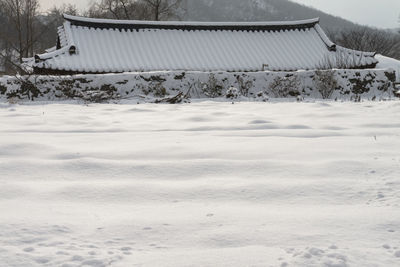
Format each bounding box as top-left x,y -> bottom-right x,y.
33,14 -> 378,74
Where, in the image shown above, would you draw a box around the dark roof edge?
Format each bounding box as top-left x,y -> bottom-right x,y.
63,14 -> 320,31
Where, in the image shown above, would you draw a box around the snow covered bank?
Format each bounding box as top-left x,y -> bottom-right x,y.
376,55 -> 400,82
0,101 -> 400,266
0,69 -> 397,102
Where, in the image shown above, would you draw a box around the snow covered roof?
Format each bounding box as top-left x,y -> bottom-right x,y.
33,15 -> 378,74
376,55 -> 400,83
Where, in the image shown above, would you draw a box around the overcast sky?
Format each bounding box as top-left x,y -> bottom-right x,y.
40,0 -> 400,29
294,0 -> 399,29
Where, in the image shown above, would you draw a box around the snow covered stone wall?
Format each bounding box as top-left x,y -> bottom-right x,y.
0,69 -> 397,102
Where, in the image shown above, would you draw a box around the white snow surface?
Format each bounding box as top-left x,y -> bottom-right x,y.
376,54 -> 400,82
1,101 -> 400,266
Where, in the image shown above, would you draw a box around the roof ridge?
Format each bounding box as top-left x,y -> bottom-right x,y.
35,22 -> 77,62
314,24 -> 336,51
63,14 -> 320,27
63,14 -> 320,31
336,45 -> 377,57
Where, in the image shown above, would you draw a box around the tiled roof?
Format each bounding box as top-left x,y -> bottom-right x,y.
33,15 -> 378,73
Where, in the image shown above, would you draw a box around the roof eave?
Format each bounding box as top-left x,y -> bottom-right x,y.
63,14 -> 320,32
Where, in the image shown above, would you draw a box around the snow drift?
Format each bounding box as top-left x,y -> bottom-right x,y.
1,101 -> 400,266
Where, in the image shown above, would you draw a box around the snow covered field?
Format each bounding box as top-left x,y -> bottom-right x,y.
0,101 -> 400,267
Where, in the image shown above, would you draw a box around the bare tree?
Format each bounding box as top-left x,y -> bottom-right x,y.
87,0 -> 150,20
88,0 -> 184,21
47,4 -> 79,27
0,0 -> 39,64
142,0 -> 183,21
334,26 -> 400,60
96,0 -> 132,19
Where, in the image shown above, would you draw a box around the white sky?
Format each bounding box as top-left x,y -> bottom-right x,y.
294,0 -> 400,29
39,0 -> 400,29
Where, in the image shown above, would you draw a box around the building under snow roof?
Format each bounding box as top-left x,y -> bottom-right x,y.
33,14 -> 378,74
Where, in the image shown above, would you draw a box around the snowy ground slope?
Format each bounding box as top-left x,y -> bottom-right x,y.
376,55 -> 400,82
0,101 -> 400,267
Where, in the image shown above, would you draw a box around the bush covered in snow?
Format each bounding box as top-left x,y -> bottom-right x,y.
200,74 -> 224,98
0,69 -> 397,102
269,75 -> 301,98
313,70 -> 338,99
226,87 -> 240,99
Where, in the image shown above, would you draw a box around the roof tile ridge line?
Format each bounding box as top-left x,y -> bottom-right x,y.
63,13 -> 319,27
34,22 -> 77,62
63,21 -> 77,54
57,25 -> 65,42
313,23 -> 336,51
35,45 -> 69,62
336,45 -> 377,58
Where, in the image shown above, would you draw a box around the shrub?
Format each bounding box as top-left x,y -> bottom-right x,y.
384,71 -> 396,83
226,87 -> 239,99
56,79 -> 79,98
153,83 -> 168,97
255,91 -> 269,102
202,74 -> 223,98
313,70 -> 338,99
349,73 -> 374,95
268,75 -> 301,97
80,84 -> 120,103
141,82 -> 168,97
0,83 -> 7,95
5,76 -> 42,100
236,75 -> 253,96
317,51 -> 363,69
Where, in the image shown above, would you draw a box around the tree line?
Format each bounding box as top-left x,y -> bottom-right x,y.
0,0 -> 399,75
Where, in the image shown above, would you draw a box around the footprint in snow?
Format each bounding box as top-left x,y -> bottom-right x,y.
70,255 -> 84,262
23,247 -> 35,252
81,259 -> 107,267
303,253 -> 312,259
309,248 -> 325,255
34,257 -> 50,264
120,247 -> 134,255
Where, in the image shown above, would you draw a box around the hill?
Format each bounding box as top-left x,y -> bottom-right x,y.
184,0 -> 359,31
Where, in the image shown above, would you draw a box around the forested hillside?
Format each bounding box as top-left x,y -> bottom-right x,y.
185,0 -> 358,30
